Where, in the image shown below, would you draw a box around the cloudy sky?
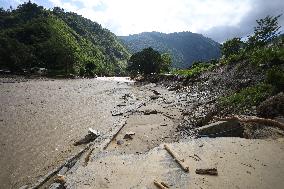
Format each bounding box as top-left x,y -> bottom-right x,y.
1,0 -> 284,42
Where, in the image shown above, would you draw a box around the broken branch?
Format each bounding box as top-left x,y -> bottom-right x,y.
195,168 -> 218,175
154,180 -> 169,189
214,116 -> 284,130
164,144 -> 189,172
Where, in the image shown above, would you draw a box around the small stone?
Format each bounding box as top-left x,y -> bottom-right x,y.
117,140 -> 124,145
144,109 -> 157,115
49,183 -> 62,189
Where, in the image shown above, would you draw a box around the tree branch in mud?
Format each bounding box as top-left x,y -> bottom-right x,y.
214,116 -> 284,130
164,144 -> 189,172
154,180 -> 169,189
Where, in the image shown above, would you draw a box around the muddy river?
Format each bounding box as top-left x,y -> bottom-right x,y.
0,77 -> 137,188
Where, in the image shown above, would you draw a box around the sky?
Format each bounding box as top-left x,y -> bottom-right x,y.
1,0 -> 284,42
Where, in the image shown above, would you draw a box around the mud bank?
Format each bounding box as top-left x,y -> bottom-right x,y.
65,137 -> 284,189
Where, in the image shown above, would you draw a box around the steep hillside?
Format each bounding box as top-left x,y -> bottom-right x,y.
0,2 -> 130,76
119,31 -> 221,68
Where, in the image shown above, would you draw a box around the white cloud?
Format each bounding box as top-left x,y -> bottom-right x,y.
4,0 -> 282,42
47,0 -> 252,36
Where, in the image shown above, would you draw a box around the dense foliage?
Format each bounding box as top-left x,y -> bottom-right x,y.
218,15 -> 284,114
119,32 -> 221,69
127,47 -> 170,75
0,1 -> 130,76
221,38 -> 244,58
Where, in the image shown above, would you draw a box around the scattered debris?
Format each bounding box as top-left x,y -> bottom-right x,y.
123,132 -> 135,140
195,168 -> 218,175
49,182 -> 63,189
189,154 -> 201,161
164,144 -> 189,172
73,128 -> 100,146
154,180 -> 169,189
84,148 -> 95,167
111,110 -> 123,116
144,109 -> 158,115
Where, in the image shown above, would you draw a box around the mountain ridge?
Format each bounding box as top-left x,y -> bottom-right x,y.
119,31 -> 221,68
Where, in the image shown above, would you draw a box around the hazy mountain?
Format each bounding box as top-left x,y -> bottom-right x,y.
119,31 -> 221,68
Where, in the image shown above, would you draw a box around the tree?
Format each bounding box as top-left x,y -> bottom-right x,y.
247,15 -> 282,48
161,53 -> 171,72
221,37 -> 243,58
127,47 -> 162,75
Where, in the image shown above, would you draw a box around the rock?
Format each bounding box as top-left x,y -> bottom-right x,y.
49,182 -> 63,189
123,132 -> 135,140
144,109 -> 158,115
73,128 -> 100,146
196,121 -> 243,137
150,95 -> 159,100
152,90 -> 160,95
117,140 -> 124,145
257,92 -> 284,118
88,128 -> 100,137
54,174 -> 66,184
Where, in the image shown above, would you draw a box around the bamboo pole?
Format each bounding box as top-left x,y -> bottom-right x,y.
164,144 -> 189,172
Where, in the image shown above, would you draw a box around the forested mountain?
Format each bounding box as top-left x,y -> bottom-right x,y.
119,32 -> 221,68
0,2 -> 130,76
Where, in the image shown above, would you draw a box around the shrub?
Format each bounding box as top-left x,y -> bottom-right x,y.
249,47 -> 283,66
266,67 -> 284,92
220,83 -> 274,112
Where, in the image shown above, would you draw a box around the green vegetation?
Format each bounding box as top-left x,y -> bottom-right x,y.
0,1 -> 130,76
172,61 -> 215,77
266,67 -> 284,93
220,83 -> 274,112
119,32 -> 221,68
221,37 -> 244,58
127,47 -> 171,75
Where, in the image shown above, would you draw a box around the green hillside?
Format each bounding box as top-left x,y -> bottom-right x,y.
119,31 -> 221,68
0,2 -> 130,76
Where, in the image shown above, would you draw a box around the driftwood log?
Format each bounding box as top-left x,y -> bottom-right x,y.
154,180 -> 169,189
195,168 -> 218,175
214,116 -> 284,130
164,144 -> 189,172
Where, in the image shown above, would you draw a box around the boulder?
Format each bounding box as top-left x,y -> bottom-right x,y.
196,121 -> 243,137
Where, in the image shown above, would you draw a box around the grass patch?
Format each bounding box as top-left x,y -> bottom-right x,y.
172,62 -> 215,77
